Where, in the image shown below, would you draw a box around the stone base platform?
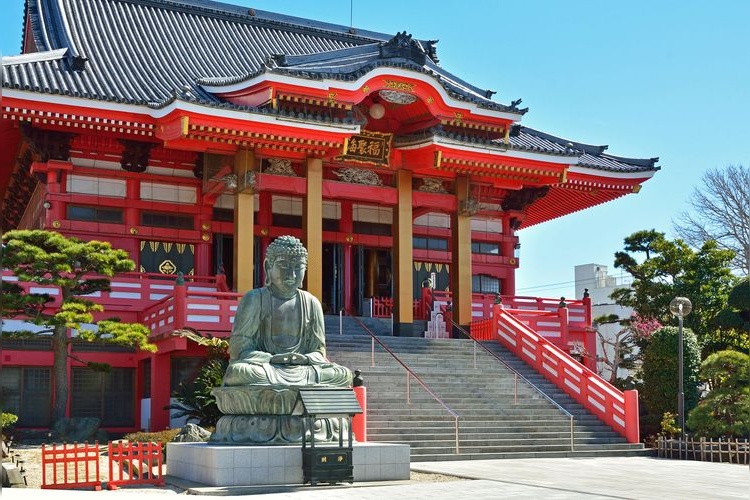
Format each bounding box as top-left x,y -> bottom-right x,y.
166,442 -> 410,486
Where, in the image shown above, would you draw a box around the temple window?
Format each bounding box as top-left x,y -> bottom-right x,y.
413,236 -> 449,251
140,181 -> 197,204
272,213 -> 302,228
471,241 -> 501,255
472,274 -> 501,294
71,367 -> 135,427
470,218 -> 503,234
67,174 -> 126,197
353,203 -> 392,235
213,207 -> 234,222
414,212 -> 450,229
141,211 -> 195,229
0,367 -> 51,427
67,204 -> 124,223
170,357 -> 204,391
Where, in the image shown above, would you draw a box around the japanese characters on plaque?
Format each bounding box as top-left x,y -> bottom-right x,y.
339,130 -> 392,167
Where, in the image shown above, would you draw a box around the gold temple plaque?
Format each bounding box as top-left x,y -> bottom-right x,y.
340,130 -> 392,167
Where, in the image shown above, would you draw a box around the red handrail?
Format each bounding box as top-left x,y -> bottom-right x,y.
492,304 -> 639,443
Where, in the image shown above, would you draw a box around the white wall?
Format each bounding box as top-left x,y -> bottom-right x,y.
574,263 -> 634,381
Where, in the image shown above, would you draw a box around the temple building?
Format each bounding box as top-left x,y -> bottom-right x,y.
1,0 -> 658,434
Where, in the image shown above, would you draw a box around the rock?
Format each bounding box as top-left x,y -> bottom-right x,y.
172,423 -> 211,443
2,463 -> 26,487
52,417 -> 102,443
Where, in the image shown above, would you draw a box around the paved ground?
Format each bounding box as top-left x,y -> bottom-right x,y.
3,456 -> 748,499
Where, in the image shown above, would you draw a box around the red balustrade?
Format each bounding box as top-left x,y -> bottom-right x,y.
492,305 -> 639,443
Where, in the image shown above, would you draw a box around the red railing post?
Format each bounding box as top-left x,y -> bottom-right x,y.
558,305 -> 569,344
353,385 -> 367,442
173,277 -> 187,329
624,389 -> 640,443
582,293 -> 593,328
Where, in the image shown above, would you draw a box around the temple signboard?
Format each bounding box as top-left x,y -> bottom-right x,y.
339,130 -> 392,167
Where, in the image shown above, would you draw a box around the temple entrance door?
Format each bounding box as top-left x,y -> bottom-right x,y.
212,234 -> 262,291
322,243 -> 343,314
354,246 -> 392,315
213,234 -> 234,289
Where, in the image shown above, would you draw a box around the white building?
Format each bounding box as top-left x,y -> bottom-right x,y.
574,264 -> 634,381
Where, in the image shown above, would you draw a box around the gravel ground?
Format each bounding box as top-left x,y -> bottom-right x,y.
5,444 -> 462,491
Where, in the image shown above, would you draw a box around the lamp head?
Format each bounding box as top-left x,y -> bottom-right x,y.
669,296 -> 692,318
368,102 -> 385,120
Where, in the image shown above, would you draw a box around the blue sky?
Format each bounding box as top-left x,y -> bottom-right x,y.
2,1 -> 748,299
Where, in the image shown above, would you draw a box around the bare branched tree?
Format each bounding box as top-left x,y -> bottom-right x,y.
673,164 -> 750,275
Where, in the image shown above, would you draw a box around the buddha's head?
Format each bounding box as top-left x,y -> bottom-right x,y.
264,235 -> 308,298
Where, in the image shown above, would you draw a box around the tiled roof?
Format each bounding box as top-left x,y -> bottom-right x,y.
511,126 -> 658,173
398,125 -> 658,174
4,0 -> 389,105
3,0 -> 512,112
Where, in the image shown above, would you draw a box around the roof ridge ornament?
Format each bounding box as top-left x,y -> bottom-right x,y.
380,31 -> 427,65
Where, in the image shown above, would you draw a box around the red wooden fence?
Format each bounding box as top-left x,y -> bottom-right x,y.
107,441 -> 165,489
41,442 -> 102,490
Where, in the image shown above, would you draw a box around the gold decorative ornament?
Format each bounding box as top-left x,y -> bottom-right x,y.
130,227 -> 138,235
345,235 -> 354,243
265,158 -> 296,176
383,80 -> 415,92
332,168 -> 382,186
52,220 -> 61,228
260,228 -> 269,236
201,222 -> 211,230
158,259 -> 177,274
201,233 -> 210,241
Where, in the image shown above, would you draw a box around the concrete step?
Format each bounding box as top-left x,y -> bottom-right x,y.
321,317 -> 640,459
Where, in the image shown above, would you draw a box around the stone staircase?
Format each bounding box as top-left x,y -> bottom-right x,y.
323,316 -> 651,461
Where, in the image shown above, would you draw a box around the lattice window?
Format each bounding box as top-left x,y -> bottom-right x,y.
472,274 -> 501,294
0,367 -> 51,427
71,368 -> 134,427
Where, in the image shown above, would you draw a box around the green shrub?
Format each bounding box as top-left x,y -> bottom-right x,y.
168,358 -> 227,427
641,326 -> 701,424
660,412 -> 680,437
1,413 -> 18,440
122,428 -> 181,444
687,350 -> 750,438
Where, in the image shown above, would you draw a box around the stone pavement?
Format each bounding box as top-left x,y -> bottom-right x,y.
3,456 -> 748,499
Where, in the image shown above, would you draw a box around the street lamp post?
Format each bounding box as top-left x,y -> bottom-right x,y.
669,296 -> 692,458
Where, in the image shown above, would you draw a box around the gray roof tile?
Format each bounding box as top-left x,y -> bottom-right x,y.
2,0 -> 658,175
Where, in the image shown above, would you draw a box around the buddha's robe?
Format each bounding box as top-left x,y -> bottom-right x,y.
222,287 -> 352,387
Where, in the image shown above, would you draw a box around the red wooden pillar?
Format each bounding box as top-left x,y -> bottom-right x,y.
502,217 -> 517,295
196,204 -> 213,276
149,352 -> 171,431
340,201 -> 354,314
258,191 -> 273,284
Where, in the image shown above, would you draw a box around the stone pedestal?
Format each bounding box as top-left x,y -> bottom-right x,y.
210,386 -> 348,444
166,442 -> 410,486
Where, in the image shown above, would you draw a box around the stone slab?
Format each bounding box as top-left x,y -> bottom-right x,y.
166,441 -> 410,486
